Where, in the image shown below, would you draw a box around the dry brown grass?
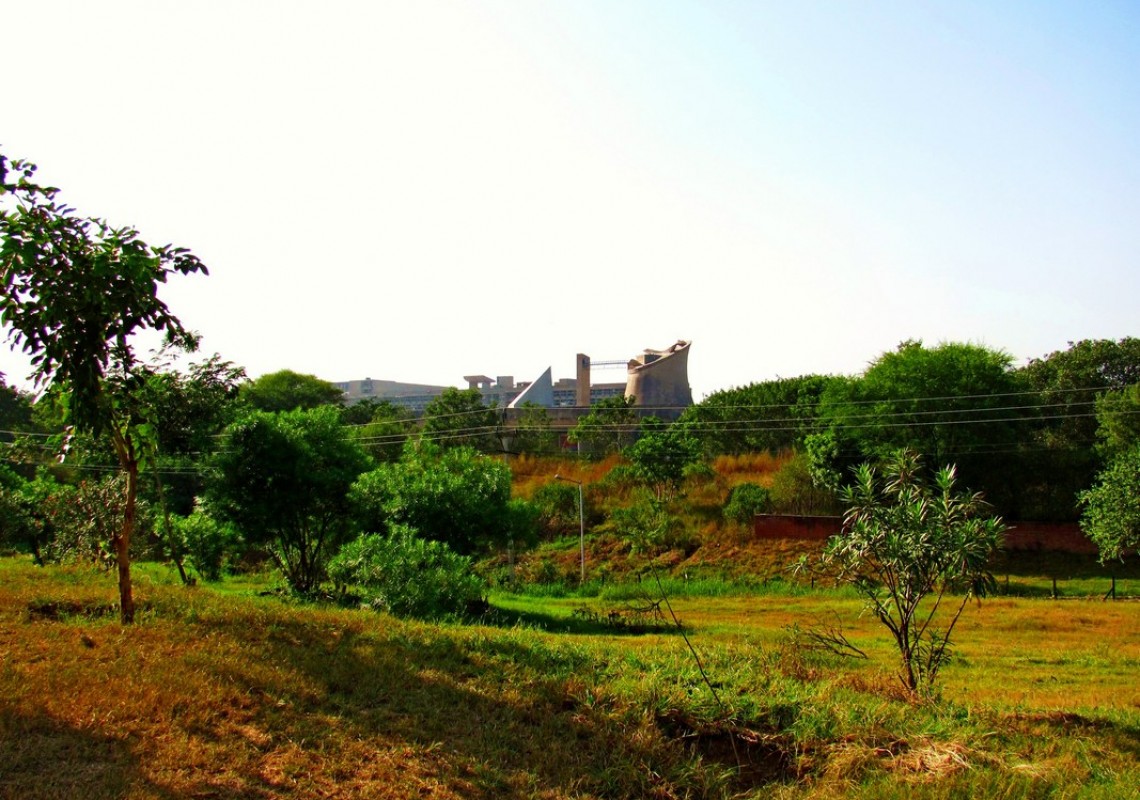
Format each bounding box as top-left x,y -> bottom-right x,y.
5,561 -> 1140,799
0,562 -> 735,800
509,454 -> 622,500
711,451 -> 792,486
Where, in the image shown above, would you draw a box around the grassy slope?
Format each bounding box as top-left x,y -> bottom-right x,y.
507,453 -> 1140,597
2,559 -> 1139,799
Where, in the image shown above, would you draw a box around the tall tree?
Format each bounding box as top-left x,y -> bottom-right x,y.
1016,338 -> 1140,519
144,354 -> 246,514
809,341 -> 1028,516
0,152 -> 207,623
568,395 -> 639,455
351,400 -> 416,463
421,387 -> 501,452
240,369 -> 344,412
1095,383 -> 1140,460
207,406 -> 372,593
508,402 -> 558,455
625,417 -> 702,500
1079,442 -> 1140,563
678,375 -> 836,456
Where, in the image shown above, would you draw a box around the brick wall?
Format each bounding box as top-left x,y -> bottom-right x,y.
754,514 -> 1097,554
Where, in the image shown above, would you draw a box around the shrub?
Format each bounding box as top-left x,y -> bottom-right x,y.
608,493 -> 695,555
722,482 -> 772,525
40,475 -> 154,567
822,449 -> 1005,695
328,525 -> 486,619
769,453 -> 840,515
170,504 -> 242,582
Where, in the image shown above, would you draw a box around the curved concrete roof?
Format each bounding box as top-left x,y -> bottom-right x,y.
625,340 -> 693,408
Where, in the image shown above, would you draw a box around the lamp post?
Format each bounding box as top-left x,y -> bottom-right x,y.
555,474 -> 585,583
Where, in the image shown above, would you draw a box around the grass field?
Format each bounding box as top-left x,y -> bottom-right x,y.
1,557 -> 1138,799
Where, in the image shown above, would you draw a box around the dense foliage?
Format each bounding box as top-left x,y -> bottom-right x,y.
722,482 -> 771,525
679,375 -> 835,456
350,442 -> 521,555
625,417 -> 702,499
329,525 -> 486,619
239,369 -> 344,412
421,387 -> 501,452
1079,442 -> 1140,563
568,395 -> 639,455
208,406 -> 372,593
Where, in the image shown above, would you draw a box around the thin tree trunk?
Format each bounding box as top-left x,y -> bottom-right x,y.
110,426 -> 139,625
153,467 -> 192,585
117,459 -> 138,624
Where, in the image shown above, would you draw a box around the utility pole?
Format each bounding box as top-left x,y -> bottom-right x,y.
555,474 -> 586,583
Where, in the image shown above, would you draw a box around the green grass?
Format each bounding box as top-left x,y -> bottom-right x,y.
2,557 -> 1139,799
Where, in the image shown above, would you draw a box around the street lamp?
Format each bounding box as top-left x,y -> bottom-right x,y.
555,474 -> 585,583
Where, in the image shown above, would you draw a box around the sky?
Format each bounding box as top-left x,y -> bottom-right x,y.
2,1 -> 1138,400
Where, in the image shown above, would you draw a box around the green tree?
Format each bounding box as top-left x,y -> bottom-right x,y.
240,369 -> 344,412
608,491 -> 691,555
811,340 -> 1027,517
530,480 -> 586,538
0,469 -> 76,565
769,452 -> 841,515
508,402 -> 558,455
421,387 -> 501,452
0,379 -> 35,442
679,375 -> 836,456
1079,442 -> 1140,563
625,417 -> 702,500
1013,339 -> 1140,519
351,400 -> 416,463
1094,383 -> 1140,459
167,501 -> 242,582
568,395 -> 638,455
822,449 -> 1005,695
350,442 -> 517,555
143,354 -> 246,516
207,406 -> 372,593
0,152 -> 207,623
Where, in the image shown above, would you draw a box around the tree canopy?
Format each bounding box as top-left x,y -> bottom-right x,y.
240,369 -> 344,413
678,375 -> 835,456
421,387 -> 501,452
349,442 -> 518,555
625,417 -> 702,500
568,395 -> 639,455
1079,443 -> 1140,563
1,151 -> 208,622
207,406 -> 372,593
808,340 -> 1027,516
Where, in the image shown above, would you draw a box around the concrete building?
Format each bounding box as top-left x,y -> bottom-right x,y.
332,378 -> 450,413
625,340 -> 693,408
335,340 -> 691,414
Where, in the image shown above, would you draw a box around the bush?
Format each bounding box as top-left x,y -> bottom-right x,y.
170,505 -> 242,582
328,526 -> 486,619
722,482 -> 771,525
769,453 -> 840,515
39,475 -> 154,567
608,493 -> 696,555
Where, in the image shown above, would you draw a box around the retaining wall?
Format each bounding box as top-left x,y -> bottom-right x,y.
754,515 -> 1097,554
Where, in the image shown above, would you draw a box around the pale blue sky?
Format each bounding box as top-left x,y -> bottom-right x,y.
3,1 -> 1137,399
